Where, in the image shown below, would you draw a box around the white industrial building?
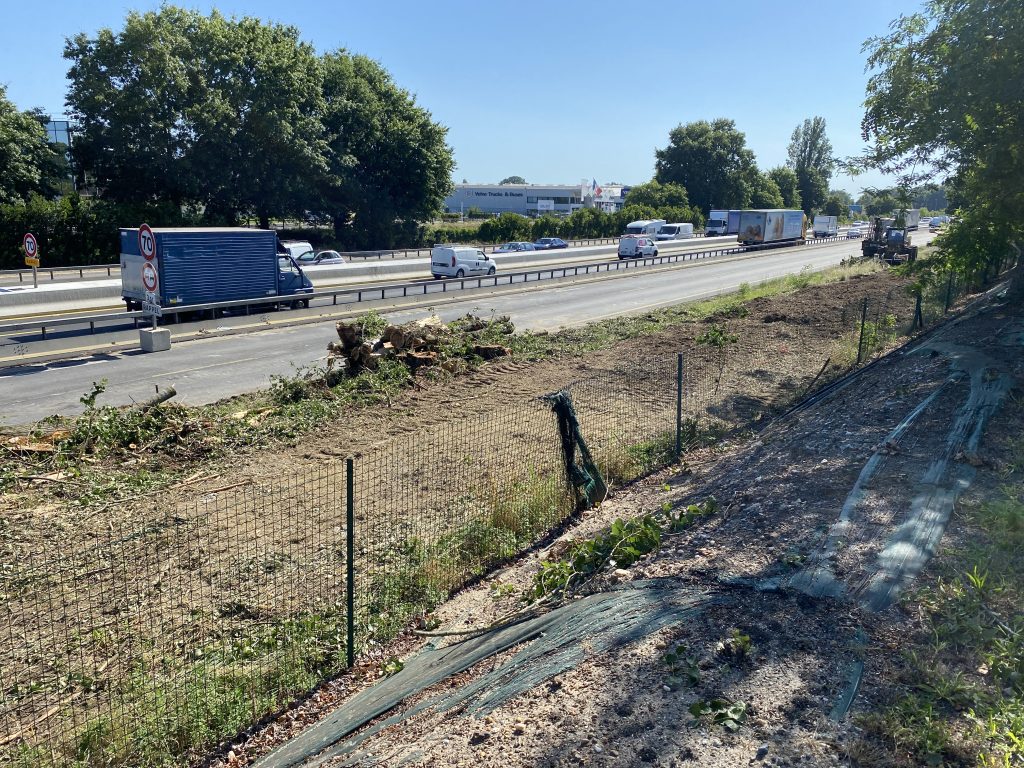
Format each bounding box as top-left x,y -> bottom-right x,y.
444,182 -> 629,217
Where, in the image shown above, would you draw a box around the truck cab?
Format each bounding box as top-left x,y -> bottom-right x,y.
277,255 -> 314,307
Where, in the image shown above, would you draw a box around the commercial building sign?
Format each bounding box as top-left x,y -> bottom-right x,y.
472,190 -> 525,198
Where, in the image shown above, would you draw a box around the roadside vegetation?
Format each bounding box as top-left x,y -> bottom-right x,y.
849,400 -> 1024,767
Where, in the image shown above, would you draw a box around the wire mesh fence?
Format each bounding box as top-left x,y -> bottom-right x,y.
0,275 -> 984,767
1,465 -> 347,767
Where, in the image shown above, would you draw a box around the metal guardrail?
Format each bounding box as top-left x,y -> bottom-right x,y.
0,235 -> 716,282
0,236 -> 847,345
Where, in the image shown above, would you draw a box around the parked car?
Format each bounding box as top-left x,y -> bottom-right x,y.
297,249 -> 347,265
494,241 -> 536,253
430,245 -> 497,279
618,236 -> 658,259
847,227 -> 864,239
533,237 -> 568,250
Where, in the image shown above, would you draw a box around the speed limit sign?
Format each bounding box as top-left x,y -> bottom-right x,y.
23,233 -> 38,259
138,223 -> 156,261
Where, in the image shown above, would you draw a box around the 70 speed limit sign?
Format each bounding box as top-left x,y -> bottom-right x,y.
23,233 -> 40,268
138,223 -> 157,260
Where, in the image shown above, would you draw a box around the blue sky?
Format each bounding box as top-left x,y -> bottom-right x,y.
0,0 -> 927,196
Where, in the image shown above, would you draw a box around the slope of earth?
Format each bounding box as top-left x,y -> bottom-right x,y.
229,281 -> 1024,768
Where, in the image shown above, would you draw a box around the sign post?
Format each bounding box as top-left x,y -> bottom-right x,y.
23,233 -> 40,289
137,224 -> 161,328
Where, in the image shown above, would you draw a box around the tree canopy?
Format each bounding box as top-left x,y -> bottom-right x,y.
63,6 -> 453,239
749,172 -> 784,209
786,117 -> 834,215
499,176 -> 526,185
654,119 -> 757,214
858,0 -> 1022,273
768,167 -> 802,210
623,180 -> 690,210
0,86 -> 65,205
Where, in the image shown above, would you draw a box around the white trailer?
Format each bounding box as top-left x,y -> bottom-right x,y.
737,209 -> 806,245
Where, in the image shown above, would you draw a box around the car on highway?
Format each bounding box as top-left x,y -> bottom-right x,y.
617,236 -> 658,259
281,240 -> 315,260
533,237 -> 568,250
296,250 -> 347,265
847,227 -> 864,239
494,241 -> 536,253
431,245 -> 497,279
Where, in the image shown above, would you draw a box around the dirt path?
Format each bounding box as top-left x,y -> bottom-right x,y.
229,282 -> 1024,768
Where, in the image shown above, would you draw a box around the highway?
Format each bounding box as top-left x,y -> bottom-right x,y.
0,233 -> 907,426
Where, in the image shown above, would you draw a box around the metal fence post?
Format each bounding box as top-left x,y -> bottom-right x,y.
346,457 -> 355,669
675,353 -> 684,460
914,291 -> 923,329
857,297 -> 869,364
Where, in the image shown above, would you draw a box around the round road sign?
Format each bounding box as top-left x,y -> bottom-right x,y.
138,223 -> 156,261
141,261 -> 158,292
23,233 -> 38,258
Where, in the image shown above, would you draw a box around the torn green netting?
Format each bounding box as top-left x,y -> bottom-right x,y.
543,390 -> 607,509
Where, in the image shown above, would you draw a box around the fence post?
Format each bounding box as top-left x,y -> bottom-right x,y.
857,297 -> 869,364
675,353 -> 683,460
914,291 -> 923,329
346,457 -> 355,669
944,271 -> 954,313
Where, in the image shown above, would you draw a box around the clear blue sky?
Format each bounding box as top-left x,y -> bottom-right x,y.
0,0 -> 926,197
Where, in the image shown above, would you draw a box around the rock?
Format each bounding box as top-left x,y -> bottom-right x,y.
756,743 -> 770,760
468,732 -> 490,745
594,744 -> 603,753
513,722 -> 526,735
614,568 -> 631,579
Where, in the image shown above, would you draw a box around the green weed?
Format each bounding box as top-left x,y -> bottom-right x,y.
688,698 -> 748,731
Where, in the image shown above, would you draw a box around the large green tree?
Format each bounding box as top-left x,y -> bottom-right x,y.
623,180 -> 690,210
767,167 -> 801,209
787,117 -> 834,214
499,176 -> 526,185
65,7 -> 328,227
0,87 -> 64,204
749,172 -> 784,208
654,119 -> 757,214
858,0 -> 1023,274
317,52 -> 453,248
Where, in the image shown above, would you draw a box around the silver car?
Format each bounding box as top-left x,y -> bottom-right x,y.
494,241 -> 536,253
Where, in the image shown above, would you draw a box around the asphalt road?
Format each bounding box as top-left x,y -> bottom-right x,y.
0,236 -> 901,426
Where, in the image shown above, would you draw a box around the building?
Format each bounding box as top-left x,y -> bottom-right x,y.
444,182 -> 629,217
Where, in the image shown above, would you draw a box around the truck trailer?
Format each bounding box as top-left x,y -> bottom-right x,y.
706,209 -> 742,236
737,210 -> 806,246
120,227 -> 314,314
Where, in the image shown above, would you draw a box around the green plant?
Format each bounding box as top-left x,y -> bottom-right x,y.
662,498 -> 718,532
688,698 -> 748,731
663,643 -> 701,689
717,629 -> 753,662
696,323 -> 738,348
527,515 -> 662,601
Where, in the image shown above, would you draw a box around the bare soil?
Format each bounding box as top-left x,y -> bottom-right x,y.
210,277 -> 1024,768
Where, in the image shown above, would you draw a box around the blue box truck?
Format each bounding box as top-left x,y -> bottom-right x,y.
119,227 -> 313,314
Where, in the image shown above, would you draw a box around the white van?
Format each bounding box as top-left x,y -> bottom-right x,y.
623,219 -> 666,237
656,223 -> 694,241
812,215 -> 838,237
430,245 -> 497,279
281,240 -> 315,260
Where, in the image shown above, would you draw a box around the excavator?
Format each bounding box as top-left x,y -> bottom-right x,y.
861,211 -> 918,264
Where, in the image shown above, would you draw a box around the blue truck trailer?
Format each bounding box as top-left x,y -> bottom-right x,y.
119,227 -> 313,313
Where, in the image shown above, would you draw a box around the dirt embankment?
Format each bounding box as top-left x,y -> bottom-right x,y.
221,280 -> 1024,768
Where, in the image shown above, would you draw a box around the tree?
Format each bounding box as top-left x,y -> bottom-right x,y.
795,167 -> 829,215
768,167 -> 801,209
749,172 -> 784,209
317,52 -> 454,248
623,180 -> 690,210
857,1 -> 1023,275
654,119 -> 757,214
65,7 -> 329,227
499,176 -> 526,185
823,195 -> 845,219
0,86 -> 64,204
787,117 -> 834,178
